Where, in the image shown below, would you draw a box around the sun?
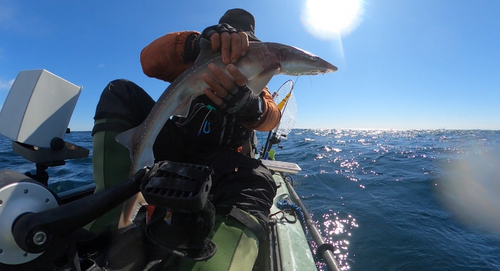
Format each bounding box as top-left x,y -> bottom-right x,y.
301,0 -> 363,40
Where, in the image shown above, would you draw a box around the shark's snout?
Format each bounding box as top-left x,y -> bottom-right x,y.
279,46 -> 338,76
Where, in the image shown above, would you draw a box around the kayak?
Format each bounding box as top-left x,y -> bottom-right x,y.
0,153 -> 340,271
0,70 -> 340,271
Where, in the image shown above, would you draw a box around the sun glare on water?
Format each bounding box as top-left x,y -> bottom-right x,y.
301,0 -> 364,40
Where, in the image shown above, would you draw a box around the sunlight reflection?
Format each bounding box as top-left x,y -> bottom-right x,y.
311,211 -> 358,270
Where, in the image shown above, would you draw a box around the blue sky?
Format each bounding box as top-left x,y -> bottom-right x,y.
1,0 -> 499,131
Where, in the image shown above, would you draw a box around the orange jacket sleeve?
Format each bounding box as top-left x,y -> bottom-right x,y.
242,86 -> 281,132
140,31 -> 199,82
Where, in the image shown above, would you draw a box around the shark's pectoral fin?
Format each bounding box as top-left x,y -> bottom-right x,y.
248,64 -> 281,95
116,125 -> 155,171
172,94 -> 196,117
115,127 -> 137,155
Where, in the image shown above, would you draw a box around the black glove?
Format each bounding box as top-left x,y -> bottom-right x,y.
183,23 -> 240,64
201,23 -> 239,40
219,85 -> 262,123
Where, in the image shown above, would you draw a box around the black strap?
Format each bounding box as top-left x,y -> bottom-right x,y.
216,205 -> 265,241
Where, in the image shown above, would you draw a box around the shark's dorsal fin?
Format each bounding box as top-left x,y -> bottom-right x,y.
248,64 -> 281,96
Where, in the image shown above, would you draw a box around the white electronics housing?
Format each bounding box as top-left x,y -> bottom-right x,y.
0,69 -> 82,149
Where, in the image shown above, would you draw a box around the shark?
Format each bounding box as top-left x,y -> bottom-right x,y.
115,40 -> 338,226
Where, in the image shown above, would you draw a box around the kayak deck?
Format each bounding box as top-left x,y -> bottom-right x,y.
261,171 -> 317,271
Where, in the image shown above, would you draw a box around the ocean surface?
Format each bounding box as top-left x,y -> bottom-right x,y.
1,129 -> 500,271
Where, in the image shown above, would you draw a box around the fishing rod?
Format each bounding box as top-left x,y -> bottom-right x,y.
284,178 -> 341,271
262,80 -> 295,159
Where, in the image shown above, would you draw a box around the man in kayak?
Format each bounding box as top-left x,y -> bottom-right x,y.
90,8 -> 280,270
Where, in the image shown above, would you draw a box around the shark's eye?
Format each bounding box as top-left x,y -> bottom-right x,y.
303,55 -> 318,62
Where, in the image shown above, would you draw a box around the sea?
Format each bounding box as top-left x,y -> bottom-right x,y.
1,129 -> 500,271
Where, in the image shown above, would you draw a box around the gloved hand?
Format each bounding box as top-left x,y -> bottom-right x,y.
202,61 -> 263,123
219,84 -> 263,123
184,23 -> 241,64
200,23 -> 239,41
